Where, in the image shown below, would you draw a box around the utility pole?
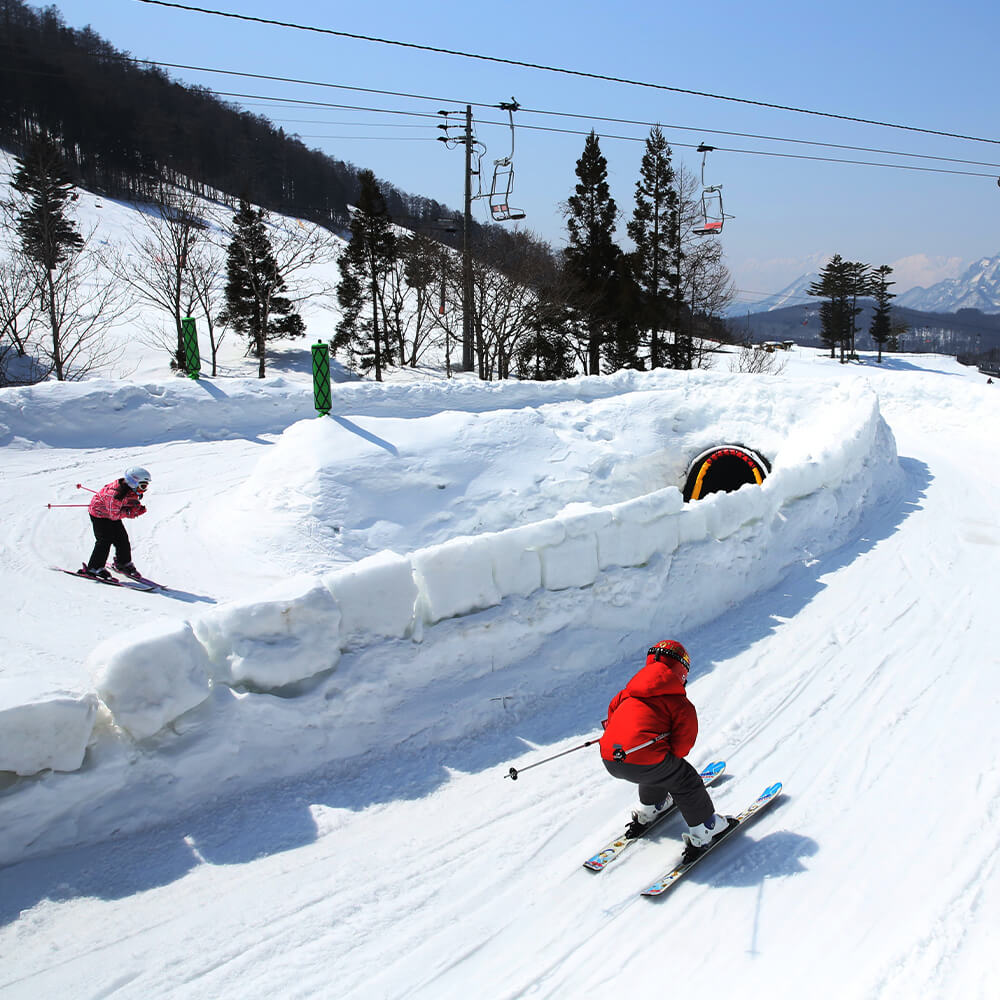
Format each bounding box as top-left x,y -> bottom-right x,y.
462,105 -> 475,372
438,106 -> 477,373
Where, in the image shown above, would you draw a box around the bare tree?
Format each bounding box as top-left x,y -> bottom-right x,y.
184,231 -> 228,376
669,164 -> 736,368
472,253 -> 537,380
729,342 -> 788,375
34,232 -> 130,379
111,187 -> 208,372
0,248 -> 46,384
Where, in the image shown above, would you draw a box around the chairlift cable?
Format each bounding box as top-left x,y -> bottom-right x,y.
119,58 -> 1000,171
134,0 -> 1000,147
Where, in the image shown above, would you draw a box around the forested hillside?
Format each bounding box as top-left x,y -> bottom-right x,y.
0,0 -> 455,231
737,301 -> 1000,357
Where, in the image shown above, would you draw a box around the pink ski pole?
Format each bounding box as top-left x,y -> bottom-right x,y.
76,483 -> 97,493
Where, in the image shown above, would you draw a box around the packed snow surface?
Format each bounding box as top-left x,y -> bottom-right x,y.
3,348 -> 999,999
2,166 -> 999,1000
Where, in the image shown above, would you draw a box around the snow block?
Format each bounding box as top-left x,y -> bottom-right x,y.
412,535 -> 502,624
90,620 -> 212,741
701,483 -> 770,540
323,550 -> 418,643
0,693 -> 99,776
597,487 -> 683,569
193,575 -> 342,689
538,507 -> 605,591
487,519 -> 564,598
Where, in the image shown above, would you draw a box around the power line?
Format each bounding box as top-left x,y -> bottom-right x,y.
135,59 -> 1000,172
201,90 -> 1000,179
134,0 -> 1000,146
6,49 -> 997,179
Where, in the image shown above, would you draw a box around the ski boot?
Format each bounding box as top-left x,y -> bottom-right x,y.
625,795 -> 673,839
681,813 -> 736,861
80,564 -> 114,581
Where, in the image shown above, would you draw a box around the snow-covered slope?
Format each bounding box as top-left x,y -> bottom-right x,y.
2,349 -> 1000,1000
3,158 -> 1000,999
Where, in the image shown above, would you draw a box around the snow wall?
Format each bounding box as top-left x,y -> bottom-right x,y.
0,376 -> 903,865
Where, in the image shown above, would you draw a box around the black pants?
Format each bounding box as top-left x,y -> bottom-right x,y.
87,516 -> 131,571
603,753 -> 714,826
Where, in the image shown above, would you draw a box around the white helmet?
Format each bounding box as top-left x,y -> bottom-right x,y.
124,466 -> 151,490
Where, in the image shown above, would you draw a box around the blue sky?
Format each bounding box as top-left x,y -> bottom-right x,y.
43,0 -> 1000,302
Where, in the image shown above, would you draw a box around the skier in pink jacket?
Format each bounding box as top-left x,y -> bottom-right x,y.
80,467 -> 150,580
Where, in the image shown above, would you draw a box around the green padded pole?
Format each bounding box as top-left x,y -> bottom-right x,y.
181,317 -> 201,379
312,342 -> 332,416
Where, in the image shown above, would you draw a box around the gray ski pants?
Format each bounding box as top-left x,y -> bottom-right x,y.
602,753 -> 714,827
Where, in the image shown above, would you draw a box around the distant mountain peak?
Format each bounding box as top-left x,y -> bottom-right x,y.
733,252 -> 1000,318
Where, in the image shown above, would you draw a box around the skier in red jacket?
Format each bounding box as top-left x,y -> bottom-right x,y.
80,466 -> 150,580
600,640 -> 733,851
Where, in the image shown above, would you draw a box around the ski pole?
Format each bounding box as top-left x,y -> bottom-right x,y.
611,732 -> 670,762
505,733 -> 602,780
76,483 -> 97,493
46,503 -> 89,509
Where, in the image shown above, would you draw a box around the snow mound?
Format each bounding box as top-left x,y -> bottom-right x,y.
0,373 -> 903,865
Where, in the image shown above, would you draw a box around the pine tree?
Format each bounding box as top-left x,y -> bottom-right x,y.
807,255 -> 862,361
334,170 -> 396,381
627,126 -> 680,369
564,131 -> 620,375
868,264 -> 896,363
12,132 -> 84,380
12,133 -> 83,270
218,198 -> 304,379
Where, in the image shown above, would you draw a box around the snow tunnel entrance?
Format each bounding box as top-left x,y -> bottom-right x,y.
683,445 -> 771,502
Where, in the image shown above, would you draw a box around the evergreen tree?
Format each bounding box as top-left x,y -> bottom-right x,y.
868,264 -> 896,363
218,198 -> 304,379
514,330 -> 576,381
334,170 -> 396,381
601,256 -> 644,372
564,131 -> 620,375
845,259 -> 870,359
12,132 -> 84,380
807,255 -> 862,361
627,126 -> 680,369
12,133 -> 83,270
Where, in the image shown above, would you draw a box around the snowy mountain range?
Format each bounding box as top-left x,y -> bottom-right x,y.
734,253 -> 1000,317
895,254 -> 1000,313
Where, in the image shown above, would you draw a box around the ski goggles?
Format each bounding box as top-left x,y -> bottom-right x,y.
647,645 -> 690,669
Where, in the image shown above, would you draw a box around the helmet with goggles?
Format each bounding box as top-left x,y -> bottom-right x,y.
124,467 -> 151,492
646,640 -> 691,682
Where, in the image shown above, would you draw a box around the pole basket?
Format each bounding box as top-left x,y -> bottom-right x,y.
182,317 -> 201,379
312,342 -> 332,416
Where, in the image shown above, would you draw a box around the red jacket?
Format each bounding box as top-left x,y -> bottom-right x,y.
89,479 -> 147,521
599,653 -> 699,764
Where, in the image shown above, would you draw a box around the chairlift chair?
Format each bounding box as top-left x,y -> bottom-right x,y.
488,99 -> 526,222
489,162 -> 526,221
692,144 -> 731,236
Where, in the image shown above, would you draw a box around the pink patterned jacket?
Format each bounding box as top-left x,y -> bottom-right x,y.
88,480 -> 147,520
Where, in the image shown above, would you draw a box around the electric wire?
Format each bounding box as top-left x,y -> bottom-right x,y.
133,0 -> 1000,147
200,90 -> 1000,179
6,48 -> 999,177
133,59 -> 1000,172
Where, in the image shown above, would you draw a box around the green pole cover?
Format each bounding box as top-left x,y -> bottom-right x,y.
181,317 -> 201,379
312,342 -> 332,416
